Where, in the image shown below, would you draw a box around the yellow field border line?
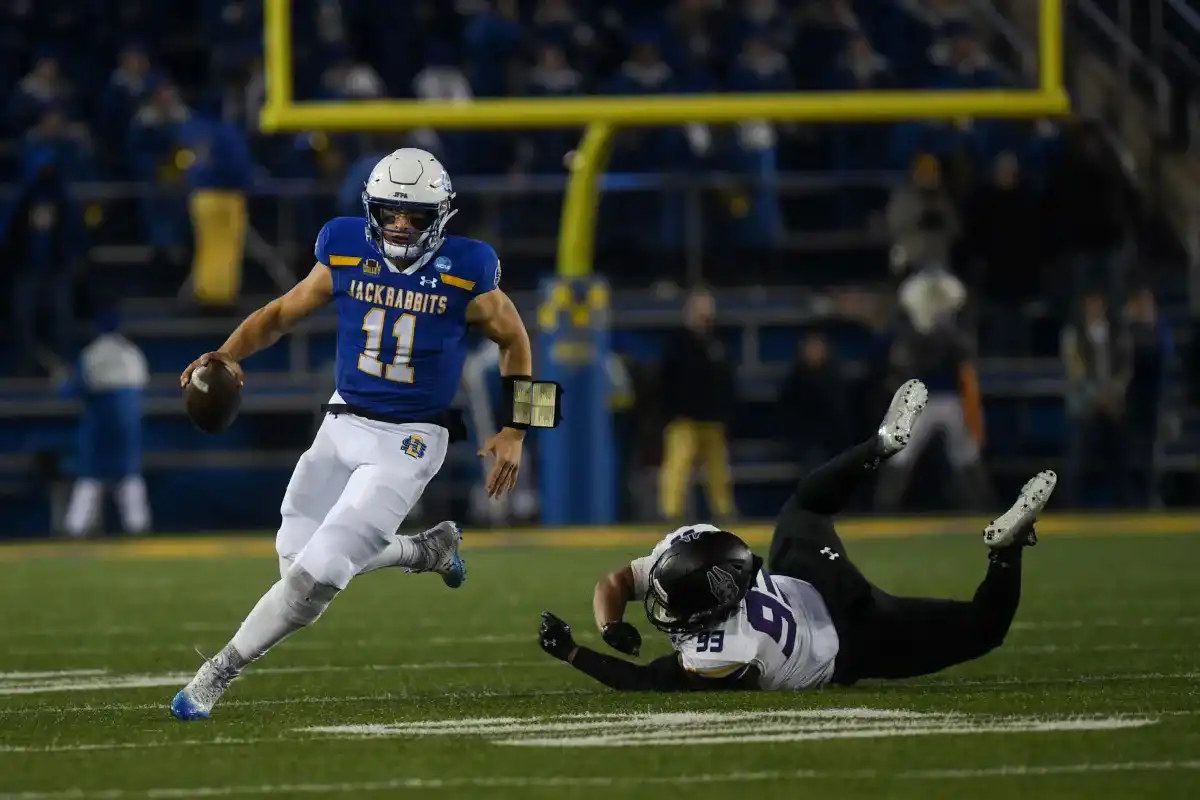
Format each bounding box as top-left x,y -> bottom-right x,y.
1,513 -> 1197,562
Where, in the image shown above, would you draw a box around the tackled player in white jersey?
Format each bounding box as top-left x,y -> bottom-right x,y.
539,379 -> 1056,691
170,149 -> 561,720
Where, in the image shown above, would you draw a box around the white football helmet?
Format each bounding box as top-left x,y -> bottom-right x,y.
362,148 -> 457,262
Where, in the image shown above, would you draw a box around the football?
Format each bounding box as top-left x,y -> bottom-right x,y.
183,360 -> 242,434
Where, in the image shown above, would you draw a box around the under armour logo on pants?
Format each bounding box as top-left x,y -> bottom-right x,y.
820,547 -> 840,561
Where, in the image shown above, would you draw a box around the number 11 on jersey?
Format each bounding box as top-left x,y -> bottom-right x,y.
358,308 -> 416,383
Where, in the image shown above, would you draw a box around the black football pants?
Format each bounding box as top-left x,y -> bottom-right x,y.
766,439 -> 1023,684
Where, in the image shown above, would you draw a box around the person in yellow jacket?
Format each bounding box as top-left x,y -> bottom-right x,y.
175,111 -> 254,308
657,288 -> 737,523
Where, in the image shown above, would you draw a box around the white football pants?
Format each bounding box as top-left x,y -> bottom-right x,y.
275,407 -> 448,590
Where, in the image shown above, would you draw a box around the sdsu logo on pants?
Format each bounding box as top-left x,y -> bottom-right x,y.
402,435 -> 427,459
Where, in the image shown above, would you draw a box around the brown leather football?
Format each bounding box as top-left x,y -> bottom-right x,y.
183,360 -> 242,434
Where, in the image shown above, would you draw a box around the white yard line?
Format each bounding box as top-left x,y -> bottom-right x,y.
0,738 -> 286,754
0,662 -> 552,697
0,689 -> 591,718
500,717 -> 1154,748
7,633 -> 571,656
0,670 -> 107,681
907,671 -> 1200,689
1,762 -> 1199,798
1012,617 -> 1200,630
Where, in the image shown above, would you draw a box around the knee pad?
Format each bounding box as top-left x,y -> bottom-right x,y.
280,565 -> 340,627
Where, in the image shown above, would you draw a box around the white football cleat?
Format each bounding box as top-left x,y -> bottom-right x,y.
410,520 -> 466,588
984,470 -> 1057,549
877,379 -> 928,457
170,649 -> 241,721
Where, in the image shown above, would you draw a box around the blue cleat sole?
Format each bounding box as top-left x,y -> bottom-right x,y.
170,690 -> 209,721
442,551 -> 467,589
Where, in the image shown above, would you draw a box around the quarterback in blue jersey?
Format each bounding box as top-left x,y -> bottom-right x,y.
170,149 -> 537,720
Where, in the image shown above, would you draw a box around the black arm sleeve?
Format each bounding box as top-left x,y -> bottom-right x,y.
569,648 -> 760,692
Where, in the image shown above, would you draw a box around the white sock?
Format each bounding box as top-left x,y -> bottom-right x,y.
228,580 -> 305,663
357,534 -> 423,575
116,475 -> 150,534
64,479 -> 103,538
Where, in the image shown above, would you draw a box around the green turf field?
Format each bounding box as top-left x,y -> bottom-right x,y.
1,528 -> 1199,799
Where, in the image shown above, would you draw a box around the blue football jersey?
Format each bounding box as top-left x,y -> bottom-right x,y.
314,217 -> 502,420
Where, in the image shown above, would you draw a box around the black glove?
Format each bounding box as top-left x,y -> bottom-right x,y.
601,621 -> 642,656
539,611 -> 576,661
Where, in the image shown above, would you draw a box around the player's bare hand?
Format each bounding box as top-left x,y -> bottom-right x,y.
479,427 -> 524,499
181,352 -> 244,389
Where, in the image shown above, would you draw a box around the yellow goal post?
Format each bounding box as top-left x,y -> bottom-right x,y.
259,0 -> 1068,279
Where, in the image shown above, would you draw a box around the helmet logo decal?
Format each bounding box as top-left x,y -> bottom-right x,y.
676,528 -> 706,543
707,566 -> 738,605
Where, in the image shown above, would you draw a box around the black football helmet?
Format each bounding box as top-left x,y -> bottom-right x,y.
643,528 -> 762,635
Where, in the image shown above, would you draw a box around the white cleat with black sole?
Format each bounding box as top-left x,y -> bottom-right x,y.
984,470 -> 1057,549
877,378 -> 929,458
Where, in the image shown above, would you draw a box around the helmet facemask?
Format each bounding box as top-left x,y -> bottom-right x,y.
363,195 -> 453,262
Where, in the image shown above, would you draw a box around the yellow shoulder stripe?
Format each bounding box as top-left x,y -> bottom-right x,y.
327,255 -> 362,267
686,663 -> 748,679
440,274 -> 476,291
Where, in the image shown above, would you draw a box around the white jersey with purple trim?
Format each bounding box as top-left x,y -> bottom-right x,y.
629,525 -> 840,690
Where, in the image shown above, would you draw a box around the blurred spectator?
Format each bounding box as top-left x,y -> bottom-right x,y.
1043,120 -> 1140,315
827,35 -> 894,172
526,44 -> 584,98
2,147 -> 88,375
609,36 -> 675,95
9,51 -> 72,132
99,42 -> 158,163
515,45 -> 583,174
885,154 -> 960,278
126,80 -> 190,258
725,35 -> 790,248
793,0 -> 862,87
1123,288 -> 1171,508
733,0 -> 794,53
320,54 -> 386,100
931,23 -> 1002,89
662,0 -> 725,84
658,288 -> 737,523
58,302 -> 151,538
462,0 -> 523,97
411,43 -> 476,171
877,266 -> 991,511
826,34 -> 893,90
963,151 -> 1042,353
176,109 -> 256,308
780,332 -> 853,470
1061,292 -> 1133,508
532,0 -> 597,67
23,107 -> 96,181
729,34 -> 793,94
